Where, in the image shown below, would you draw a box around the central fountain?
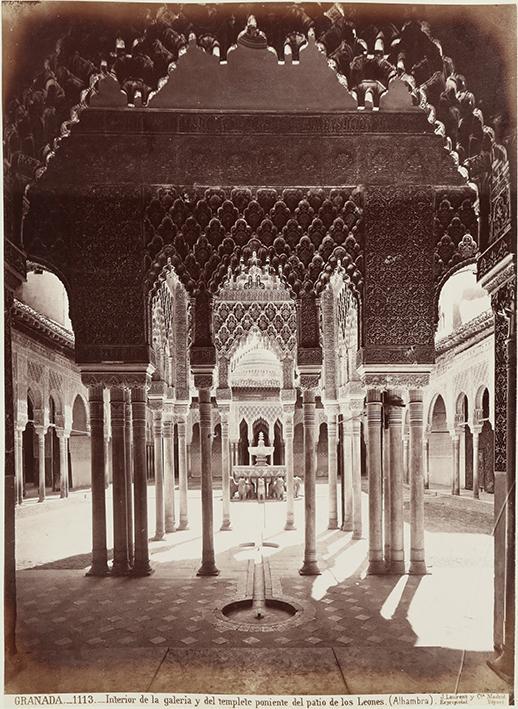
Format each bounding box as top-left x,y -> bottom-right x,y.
220,432 -> 299,627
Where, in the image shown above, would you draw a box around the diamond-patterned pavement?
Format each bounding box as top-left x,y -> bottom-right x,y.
9,483 -> 511,696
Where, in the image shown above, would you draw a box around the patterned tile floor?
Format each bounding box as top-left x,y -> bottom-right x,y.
8,482 -> 510,696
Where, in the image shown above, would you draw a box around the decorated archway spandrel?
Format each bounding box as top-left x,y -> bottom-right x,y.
23,183 -> 150,365
359,185 -> 436,366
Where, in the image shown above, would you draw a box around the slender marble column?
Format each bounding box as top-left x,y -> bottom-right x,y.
163,420 -> 176,533
327,411 -> 339,530
35,426 -> 46,503
409,389 -> 426,575
341,420 -> 353,532
472,427 -> 480,499
423,436 -> 430,490
152,407 -> 165,541
402,435 -> 409,485
367,390 -> 384,574
177,416 -> 189,530
452,434 -> 461,495
131,386 -> 152,576
220,413 -> 231,531
299,384 -> 320,576
86,384 -> 109,576
197,382 -> 219,576
110,387 -> 131,575
104,437 -> 110,489
351,417 -> 363,539
383,406 -> 391,566
284,415 -> 295,530
57,430 -> 69,499
124,391 -> 134,562
388,392 -> 405,574
15,427 -> 24,505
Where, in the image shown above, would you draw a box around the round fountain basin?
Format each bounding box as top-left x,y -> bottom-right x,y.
222,598 -> 298,626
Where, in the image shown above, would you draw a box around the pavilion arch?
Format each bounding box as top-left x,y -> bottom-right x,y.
69,393 -> 91,489
427,394 -> 453,489
475,384 -> 494,427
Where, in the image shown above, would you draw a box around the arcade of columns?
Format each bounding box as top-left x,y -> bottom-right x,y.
77,254 -> 430,579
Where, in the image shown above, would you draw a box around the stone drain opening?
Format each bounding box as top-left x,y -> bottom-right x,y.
221,537 -> 299,628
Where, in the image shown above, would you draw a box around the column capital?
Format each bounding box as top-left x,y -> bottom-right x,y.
358,365 -> 431,391
55,427 -> 71,439
299,365 -> 321,392
80,364 -> 153,390
33,424 -> 48,437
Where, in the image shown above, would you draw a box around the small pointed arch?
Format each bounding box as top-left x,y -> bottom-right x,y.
72,393 -> 88,433
455,391 -> 469,422
475,384 -> 492,422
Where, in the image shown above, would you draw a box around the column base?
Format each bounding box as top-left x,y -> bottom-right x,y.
86,561 -> 110,577
38,497 -> 45,503
152,533 -> 166,542
111,561 -> 133,576
487,649 -> 514,685
284,520 -> 296,531
409,560 -> 427,575
131,561 -> 154,577
220,520 -> 232,531
367,560 -> 386,575
340,523 -> 353,532
299,560 -> 321,576
328,520 -> 339,530
165,525 -> 176,533
352,531 -> 363,540
197,562 -> 220,576
177,520 -> 189,531
390,560 -> 406,575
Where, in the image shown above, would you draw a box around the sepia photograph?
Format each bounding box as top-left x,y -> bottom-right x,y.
2,0 -> 516,703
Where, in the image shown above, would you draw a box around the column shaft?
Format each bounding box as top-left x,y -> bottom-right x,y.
177,418 -> 189,530
403,437 -> 409,484
163,420 -> 176,533
110,387 -> 131,574
327,414 -> 339,530
284,420 -> 295,530
299,388 -> 320,575
424,437 -> 430,489
383,412 -> 391,565
452,435 -> 460,495
131,387 -> 152,575
388,393 -> 405,574
86,385 -> 109,576
197,388 -> 219,576
409,390 -> 426,574
37,429 -> 46,502
351,419 -> 363,539
220,418 -> 231,530
152,408 -> 165,540
15,429 -> 24,505
124,392 -> 134,562
367,390 -> 384,573
472,430 -> 480,499
104,437 -> 110,489
341,421 -> 353,531
58,434 -> 68,499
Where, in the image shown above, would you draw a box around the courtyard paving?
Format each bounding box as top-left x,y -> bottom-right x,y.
7,480 -> 510,697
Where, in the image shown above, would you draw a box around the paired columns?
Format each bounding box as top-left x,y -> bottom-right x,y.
84,373 -> 152,578
365,385 -> 426,576
15,426 -> 25,505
